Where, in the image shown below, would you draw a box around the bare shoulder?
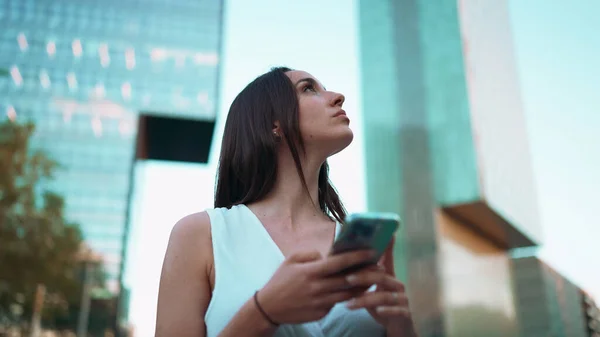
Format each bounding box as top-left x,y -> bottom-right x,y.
169,211 -> 212,247
165,211 -> 213,273
156,211 -> 213,336
162,211 -> 211,269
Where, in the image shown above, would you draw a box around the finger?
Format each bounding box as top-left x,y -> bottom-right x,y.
384,236 -> 395,254
346,291 -> 408,310
374,306 -> 411,317
314,275 -> 350,293
311,250 -> 376,276
379,238 -> 396,275
314,276 -> 372,296
313,290 -> 357,308
311,266 -> 382,294
347,263 -> 383,274
345,270 -> 404,291
348,265 -> 384,293
288,250 -> 322,263
365,264 -> 385,271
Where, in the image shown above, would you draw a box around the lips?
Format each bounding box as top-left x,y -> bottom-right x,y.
333,110 -> 347,118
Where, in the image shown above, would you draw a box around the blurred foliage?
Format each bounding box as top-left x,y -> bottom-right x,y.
0,120 -> 110,334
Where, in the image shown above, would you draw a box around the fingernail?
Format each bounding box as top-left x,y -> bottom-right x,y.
346,275 -> 358,284
376,306 -> 387,314
345,299 -> 356,308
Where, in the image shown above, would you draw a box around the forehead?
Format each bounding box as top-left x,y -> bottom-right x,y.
285,70 -> 322,86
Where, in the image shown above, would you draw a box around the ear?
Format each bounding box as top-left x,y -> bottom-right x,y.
272,121 -> 281,134
272,121 -> 283,140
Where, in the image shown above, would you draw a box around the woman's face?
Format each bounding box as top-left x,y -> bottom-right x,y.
285,70 -> 354,157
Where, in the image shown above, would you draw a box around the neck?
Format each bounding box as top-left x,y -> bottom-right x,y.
251,148 -> 328,227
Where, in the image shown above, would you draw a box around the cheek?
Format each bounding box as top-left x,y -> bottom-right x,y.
298,118 -> 322,140
298,102 -> 325,138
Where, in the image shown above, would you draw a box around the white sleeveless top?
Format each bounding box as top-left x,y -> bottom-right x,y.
204,204 -> 386,337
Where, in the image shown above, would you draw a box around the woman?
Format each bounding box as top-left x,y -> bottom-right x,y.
155,67 -> 417,336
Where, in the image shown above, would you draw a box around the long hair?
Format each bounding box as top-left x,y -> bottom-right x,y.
214,67 -> 347,223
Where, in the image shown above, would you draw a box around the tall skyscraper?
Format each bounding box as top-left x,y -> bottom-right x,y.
0,0 -> 223,300
357,1 -> 542,336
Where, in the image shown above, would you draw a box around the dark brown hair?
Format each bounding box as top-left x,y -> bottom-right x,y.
214,67 -> 347,223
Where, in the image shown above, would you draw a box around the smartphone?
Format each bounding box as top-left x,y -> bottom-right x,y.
330,212 -> 401,272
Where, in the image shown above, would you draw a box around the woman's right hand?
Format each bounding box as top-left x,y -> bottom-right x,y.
255,249 -> 376,325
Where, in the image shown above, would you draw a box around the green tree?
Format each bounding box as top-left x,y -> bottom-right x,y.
0,120 -> 87,327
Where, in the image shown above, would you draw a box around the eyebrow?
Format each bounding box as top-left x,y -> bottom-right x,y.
295,77 -> 326,91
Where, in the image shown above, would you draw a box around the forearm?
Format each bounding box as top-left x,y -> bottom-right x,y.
218,298 -> 278,337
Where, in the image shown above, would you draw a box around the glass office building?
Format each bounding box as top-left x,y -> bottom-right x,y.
0,0 -> 223,296
357,0 -> 542,336
357,1 -> 596,337
511,256 -> 588,337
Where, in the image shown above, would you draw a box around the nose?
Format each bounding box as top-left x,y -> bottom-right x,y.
330,92 -> 345,107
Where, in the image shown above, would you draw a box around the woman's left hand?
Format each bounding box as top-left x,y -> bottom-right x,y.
344,237 -> 417,336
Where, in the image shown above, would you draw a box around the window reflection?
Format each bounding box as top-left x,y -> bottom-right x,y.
0,0 -> 223,335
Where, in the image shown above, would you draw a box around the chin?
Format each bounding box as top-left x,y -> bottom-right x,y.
327,128 -> 354,157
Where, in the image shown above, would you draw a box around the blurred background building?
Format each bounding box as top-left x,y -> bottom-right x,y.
1,0 -> 222,334
512,256 -> 588,337
583,292 -> 600,337
359,0 -> 539,335
1,0 -> 598,336
358,1 -> 598,336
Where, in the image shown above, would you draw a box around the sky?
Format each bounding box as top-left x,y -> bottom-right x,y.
124,0 -> 600,334
508,0 -> 600,300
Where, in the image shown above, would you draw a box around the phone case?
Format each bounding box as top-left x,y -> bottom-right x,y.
331,212 -> 401,270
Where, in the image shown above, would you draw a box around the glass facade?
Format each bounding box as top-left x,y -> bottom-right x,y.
437,210 -> 519,337
0,0 -> 223,295
356,0 -> 571,336
455,0 -> 542,244
511,257 -> 589,337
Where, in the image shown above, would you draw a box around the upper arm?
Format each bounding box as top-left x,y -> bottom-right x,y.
155,212 -> 213,337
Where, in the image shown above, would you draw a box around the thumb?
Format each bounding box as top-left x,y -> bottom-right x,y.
380,237 -> 396,276
288,250 -> 322,263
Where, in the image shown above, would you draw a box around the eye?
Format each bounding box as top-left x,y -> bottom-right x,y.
302,84 -> 317,93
